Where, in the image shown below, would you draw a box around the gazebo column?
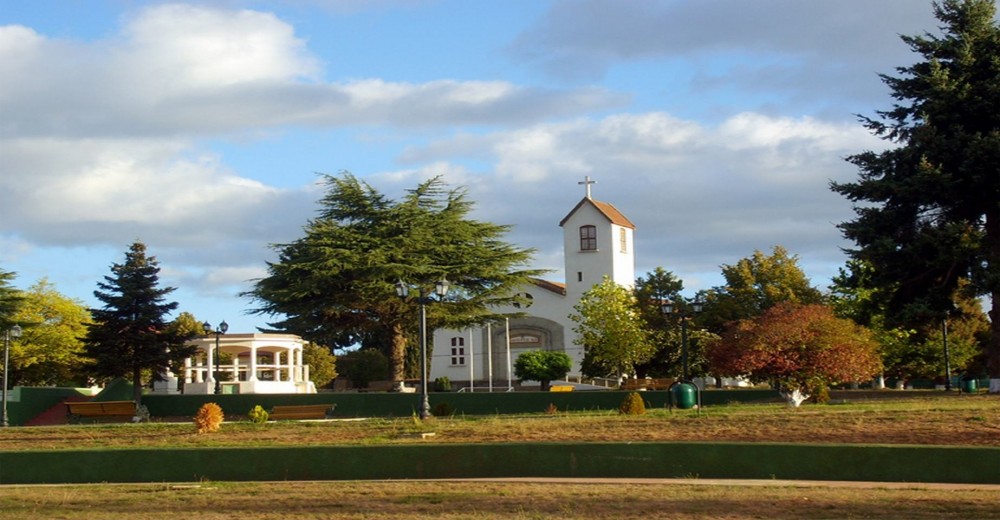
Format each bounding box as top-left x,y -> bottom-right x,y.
206,346 -> 215,386
289,348 -> 298,382
274,351 -> 283,382
184,358 -> 193,384
249,345 -> 259,382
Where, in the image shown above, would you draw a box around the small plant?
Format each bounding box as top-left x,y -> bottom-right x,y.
247,405 -> 269,424
618,392 -> 646,415
544,403 -> 558,415
433,376 -> 452,392
431,401 -> 455,417
194,402 -> 224,433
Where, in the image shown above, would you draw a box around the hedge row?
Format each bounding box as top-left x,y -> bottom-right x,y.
2,442 -> 998,485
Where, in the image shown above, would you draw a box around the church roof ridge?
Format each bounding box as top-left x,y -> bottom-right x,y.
558,197 -> 636,229
529,277 -> 567,295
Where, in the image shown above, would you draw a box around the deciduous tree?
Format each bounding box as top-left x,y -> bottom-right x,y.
11,279 -> 91,386
708,303 -> 882,407
701,246 -> 824,332
83,242 -> 198,404
572,276 -> 655,381
513,349 -> 572,391
303,342 -> 338,389
831,0 -> 1000,391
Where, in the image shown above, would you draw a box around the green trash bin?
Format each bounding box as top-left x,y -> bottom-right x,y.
671,382 -> 697,410
961,377 -> 978,394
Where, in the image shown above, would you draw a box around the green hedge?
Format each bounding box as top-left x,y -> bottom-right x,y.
142,389 -> 781,418
1,442 -> 997,485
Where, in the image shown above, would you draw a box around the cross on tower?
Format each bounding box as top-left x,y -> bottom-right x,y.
578,176 -> 596,199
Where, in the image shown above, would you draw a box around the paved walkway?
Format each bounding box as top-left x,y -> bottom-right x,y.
452,477 -> 1000,491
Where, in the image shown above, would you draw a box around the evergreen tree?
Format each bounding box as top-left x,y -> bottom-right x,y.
0,268 -> 24,331
831,0 -> 1000,389
245,173 -> 542,390
83,242 -> 197,404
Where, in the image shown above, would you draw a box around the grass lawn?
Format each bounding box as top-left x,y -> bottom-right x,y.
1,393 -> 999,519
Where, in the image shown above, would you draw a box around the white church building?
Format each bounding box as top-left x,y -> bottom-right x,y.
429,177 -> 636,387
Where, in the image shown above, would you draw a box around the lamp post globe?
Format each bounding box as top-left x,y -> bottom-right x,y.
202,321 -> 228,395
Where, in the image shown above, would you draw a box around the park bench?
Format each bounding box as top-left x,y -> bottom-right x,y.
269,404 -> 336,421
66,400 -> 138,423
621,378 -> 674,391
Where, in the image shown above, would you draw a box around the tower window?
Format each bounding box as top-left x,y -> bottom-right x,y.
620,228 -> 627,253
580,225 -> 597,251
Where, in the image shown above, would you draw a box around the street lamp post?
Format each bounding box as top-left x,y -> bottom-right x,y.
2,324 -> 23,427
942,318 -> 952,392
396,277 -> 449,420
662,298 -> 703,382
202,320 -> 229,395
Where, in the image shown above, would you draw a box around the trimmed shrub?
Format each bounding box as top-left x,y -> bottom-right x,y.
194,402 -> 224,433
431,402 -> 455,417
618,392 -> 646,415
247,405 -> 269,424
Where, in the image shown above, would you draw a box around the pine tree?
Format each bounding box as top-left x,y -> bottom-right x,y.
0,269 -> 24,329
831,0 -> 1000,389
83,242 -> 197,404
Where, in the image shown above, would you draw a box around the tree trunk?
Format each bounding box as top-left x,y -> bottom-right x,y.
132,366 -> 143,406
987,209 -> 1000,393
390,322 -> 407,392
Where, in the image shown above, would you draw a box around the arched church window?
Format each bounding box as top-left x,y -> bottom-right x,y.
580,225 -> 597,251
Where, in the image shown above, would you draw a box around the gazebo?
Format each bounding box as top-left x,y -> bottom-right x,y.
155,333 -> 316,395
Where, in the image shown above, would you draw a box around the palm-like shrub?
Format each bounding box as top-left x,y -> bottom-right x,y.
194,402 -> 224,433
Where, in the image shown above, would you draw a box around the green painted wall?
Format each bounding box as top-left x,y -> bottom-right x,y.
1,442 -> 997,485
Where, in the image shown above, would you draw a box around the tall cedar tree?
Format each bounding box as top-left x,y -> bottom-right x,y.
84,242 -> 197,404
831,0 -> 1000,387
245,173 -> 541,389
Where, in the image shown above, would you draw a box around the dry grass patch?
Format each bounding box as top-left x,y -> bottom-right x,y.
0,480 -> 997,519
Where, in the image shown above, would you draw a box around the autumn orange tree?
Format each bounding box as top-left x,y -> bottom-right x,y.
708,303 -> 881,407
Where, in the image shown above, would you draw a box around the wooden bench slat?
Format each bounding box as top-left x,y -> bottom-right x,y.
269,404 -> 336,421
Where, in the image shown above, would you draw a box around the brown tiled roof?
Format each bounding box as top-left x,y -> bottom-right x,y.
559,197 -> 636,229
529,278 -> 567,295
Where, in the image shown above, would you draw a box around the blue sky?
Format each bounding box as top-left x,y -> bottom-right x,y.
0,0 -> 957,333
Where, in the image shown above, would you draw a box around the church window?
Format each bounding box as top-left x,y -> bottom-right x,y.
619,228 -> 627,253
512,292 -> 534,308
577,271 -> 583,282
450,337 -> 465,366
580,225 -> 597,251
